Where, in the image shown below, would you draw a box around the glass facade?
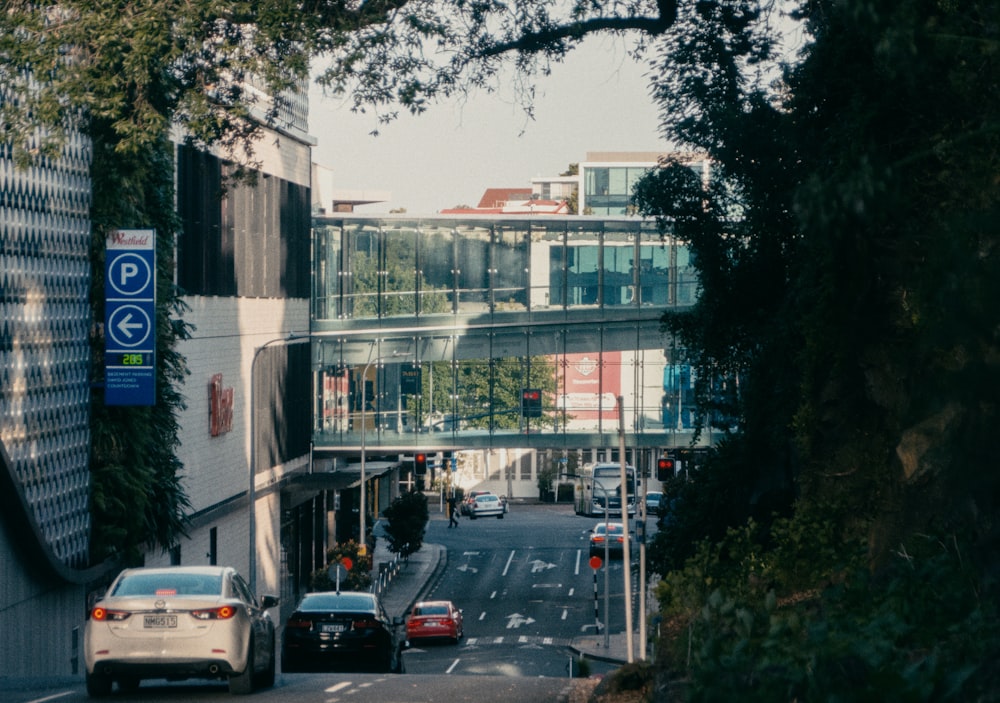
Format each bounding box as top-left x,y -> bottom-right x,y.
583,166 -> 652,215
311,215 -> 704,451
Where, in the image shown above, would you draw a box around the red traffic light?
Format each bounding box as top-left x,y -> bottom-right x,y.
414,453 -> 427,474
656,457 -> 675,480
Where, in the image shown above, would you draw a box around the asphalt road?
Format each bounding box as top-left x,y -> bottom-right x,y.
8,502 -> 648,703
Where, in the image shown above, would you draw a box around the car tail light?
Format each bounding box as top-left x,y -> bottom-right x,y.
191,605 -> 237,620
352,618 -> 380,630
91,607 -> 130,621
285,618 -> 313,630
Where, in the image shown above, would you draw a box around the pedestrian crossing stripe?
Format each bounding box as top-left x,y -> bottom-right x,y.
462,635 -> 561,647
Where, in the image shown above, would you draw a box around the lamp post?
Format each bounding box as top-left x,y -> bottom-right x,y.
359,350 -> 402,556
248,332 -> 308,594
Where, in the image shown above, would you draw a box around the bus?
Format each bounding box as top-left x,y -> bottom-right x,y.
574,462 -> 637,518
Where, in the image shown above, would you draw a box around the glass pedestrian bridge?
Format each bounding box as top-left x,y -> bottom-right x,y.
310,214 -> 711,453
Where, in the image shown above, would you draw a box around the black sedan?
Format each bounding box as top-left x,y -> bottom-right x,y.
281,591 -> 405,674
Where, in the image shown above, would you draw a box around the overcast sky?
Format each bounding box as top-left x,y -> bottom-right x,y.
308,36 -> 666,215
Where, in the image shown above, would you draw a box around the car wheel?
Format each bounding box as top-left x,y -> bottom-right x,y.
229,635 -> 255,695
497,513 -> 504,519
255,636 -> 276,689
86,671 -> 113,698
470,513 -> 477,520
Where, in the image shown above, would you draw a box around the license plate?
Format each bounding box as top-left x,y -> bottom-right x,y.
144,614 -> 177,629
320,623 -> 346,633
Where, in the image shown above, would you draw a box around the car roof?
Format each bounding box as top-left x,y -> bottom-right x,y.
118,565 -> 231,577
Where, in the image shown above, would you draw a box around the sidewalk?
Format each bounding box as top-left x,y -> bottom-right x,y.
369,523 -> 448,620
368,523 -> 635,665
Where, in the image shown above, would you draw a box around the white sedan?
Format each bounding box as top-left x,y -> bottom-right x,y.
469,493 -> 505,519
84,565 -> 279,696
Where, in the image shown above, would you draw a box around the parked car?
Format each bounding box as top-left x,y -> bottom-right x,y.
84,565 -> 278,697
469,493 -> 505,519
644,492 -> 664,516
589,522 -> 628,557
405,600 -> 464,644
461,490 -> 494,516
281,591 -> 404,673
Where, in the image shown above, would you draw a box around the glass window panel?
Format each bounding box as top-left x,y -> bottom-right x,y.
608,167 -> 628,196
566,224 -> 601,307
455,224 -> 492,314
527,222 -> 565,309
417,223 -> 455,314
493,223 -> 528,312
603,226 -> 636,307
343,222 -> 381,319
311,223 -> 339,321
676,244 -> 700,306
382,225 -> 418,317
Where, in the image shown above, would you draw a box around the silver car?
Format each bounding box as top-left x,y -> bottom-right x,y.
84,565 -> 278,697
469,493 -> 505,519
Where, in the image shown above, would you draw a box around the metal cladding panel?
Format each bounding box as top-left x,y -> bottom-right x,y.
0,129 -> 93,570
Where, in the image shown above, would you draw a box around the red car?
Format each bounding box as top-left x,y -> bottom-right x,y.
405,600 -> 464,645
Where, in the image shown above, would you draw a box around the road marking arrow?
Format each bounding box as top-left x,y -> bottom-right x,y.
529,559 -> 557,573
456,564 -> 478,574
505,613 -> 536,629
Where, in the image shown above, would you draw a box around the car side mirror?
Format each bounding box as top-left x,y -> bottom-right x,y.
260,594 -> 279,609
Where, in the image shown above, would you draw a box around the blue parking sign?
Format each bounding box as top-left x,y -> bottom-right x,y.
105,229 -> 156,406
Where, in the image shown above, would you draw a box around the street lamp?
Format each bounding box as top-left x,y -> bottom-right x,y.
359,350 -> 403,556
249,332 -> 308,594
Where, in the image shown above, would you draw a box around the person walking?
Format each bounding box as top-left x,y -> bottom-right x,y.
447,494 -> 460,528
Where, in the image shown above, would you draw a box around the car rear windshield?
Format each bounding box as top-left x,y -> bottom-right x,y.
415,605 -> 448,615
113,572 -> 223,597
300,592 -> 376,612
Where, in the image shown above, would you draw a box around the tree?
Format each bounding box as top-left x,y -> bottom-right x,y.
632,0 -> 1000,697
381,489 -> 429,558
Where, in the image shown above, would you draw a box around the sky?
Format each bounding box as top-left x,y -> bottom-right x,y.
308,35 -> 666,215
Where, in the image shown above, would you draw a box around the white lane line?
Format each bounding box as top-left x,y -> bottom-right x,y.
325,682 -> 352,693
502,550 -> 516,576
446,658 -> 461,674
575,549 -> 582,575
24,694 -> 74,703
479,611 -> 487,621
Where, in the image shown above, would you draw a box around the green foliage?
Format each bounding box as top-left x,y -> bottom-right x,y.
656,528 -> 997,701
310,540 -> 372,592
381,490 -> 429,558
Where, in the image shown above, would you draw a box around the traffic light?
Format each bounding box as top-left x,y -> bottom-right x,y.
414,453 -> 427,475
521,388 -> 542,418
656,456 -> 674,481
